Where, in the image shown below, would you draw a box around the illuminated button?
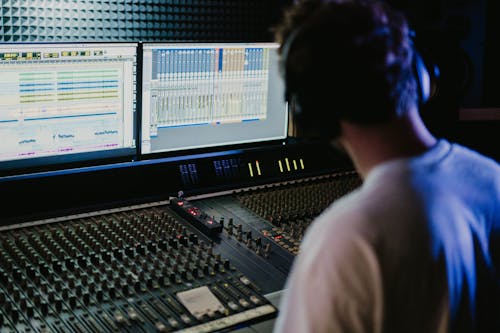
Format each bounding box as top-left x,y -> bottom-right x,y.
128,308 -> 139,321
250,295 -> 261,304
155,321 -> 169,332
228,301 -> 239,311
238,299 -> 250,308
114,311 -> 127,324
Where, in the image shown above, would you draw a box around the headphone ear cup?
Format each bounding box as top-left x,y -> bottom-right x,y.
412,49 -> 431,105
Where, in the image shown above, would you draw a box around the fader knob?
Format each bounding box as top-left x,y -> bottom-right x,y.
33,293 -> 42,306
146,278 -> 154,289
159,240 -> 168,251
13,268 -> 23,280
69,295 -> 77,308
12,287 -> 21,301
108,286 -> 116,299
125,246 -> 135,258
96,289 -> 104,302
26,305 -> 35,318
75,284 -> 83,296
136,245 -> 146,256
77,257 -> 88,269
40,300 -> 49,315
54,298 -> 63,312
10,309 -> 20,323
0,270 -> 8,284
83,293 -> 91,305
61,287 -> 69,300
179,236 -> 188,246
189,234 -> 198,245
90,253 -> 101,265
147,241 -> 157,253
113,248 -> 124,260
4,301 -> 12,313
39,264 -> 49,276
65,258 -> 76,271
26,266 -> 37,279
19,296 -> 28,310
102,252 -> 112,263
122,284 -> 130,296
169,238 -> 178,249
52,261 -> 62,273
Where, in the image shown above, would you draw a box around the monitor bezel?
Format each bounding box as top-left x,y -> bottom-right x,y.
138,41 -> 289,161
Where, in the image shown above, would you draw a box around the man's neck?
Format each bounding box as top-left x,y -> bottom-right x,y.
339,109 -> 437,179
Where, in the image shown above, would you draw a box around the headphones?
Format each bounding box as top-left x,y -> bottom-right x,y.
409,30 -> 432,105
280,23 -> 436,138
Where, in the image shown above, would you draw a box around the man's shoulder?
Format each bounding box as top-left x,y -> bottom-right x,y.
448,141 -> 500,175
428,141 -> 500,197
301,168 -> 429,253
302,189 -> 374,246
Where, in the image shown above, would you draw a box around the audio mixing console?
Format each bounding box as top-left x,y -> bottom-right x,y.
193,171 -> 362,258
0,169 -> 361,332
0,37 -> 363,332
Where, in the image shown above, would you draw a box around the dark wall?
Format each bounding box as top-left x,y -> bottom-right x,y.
482,0 -> 500,108
386,0 -> 486,107
386,0 -> 499,161
0,0 -> 291,43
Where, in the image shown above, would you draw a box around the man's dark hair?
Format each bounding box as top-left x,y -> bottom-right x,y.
274,0 -> 418,139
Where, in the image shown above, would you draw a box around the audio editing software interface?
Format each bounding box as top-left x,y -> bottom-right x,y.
0,43 -> 137,174
0,42 -> 361,333
141,42 -> 288,154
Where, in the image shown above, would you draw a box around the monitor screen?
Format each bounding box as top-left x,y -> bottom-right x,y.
141,42 -> 288,155
0,42 -> 137,176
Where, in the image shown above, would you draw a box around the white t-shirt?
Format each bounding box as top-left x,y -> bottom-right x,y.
274,140 -> 500,333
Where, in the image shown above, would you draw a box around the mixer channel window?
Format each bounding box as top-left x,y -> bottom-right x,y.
0,43 -> 137,173
141,42 -> 288,154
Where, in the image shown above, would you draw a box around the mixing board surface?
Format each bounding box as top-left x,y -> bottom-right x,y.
0,170 -> 361,332
194,171 -> 362,258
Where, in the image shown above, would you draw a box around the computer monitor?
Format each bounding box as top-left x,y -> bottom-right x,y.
141,42 -> 288,155
0,42 -> 137,176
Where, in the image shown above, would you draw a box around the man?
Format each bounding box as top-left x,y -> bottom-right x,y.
273,0 -> 500,332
